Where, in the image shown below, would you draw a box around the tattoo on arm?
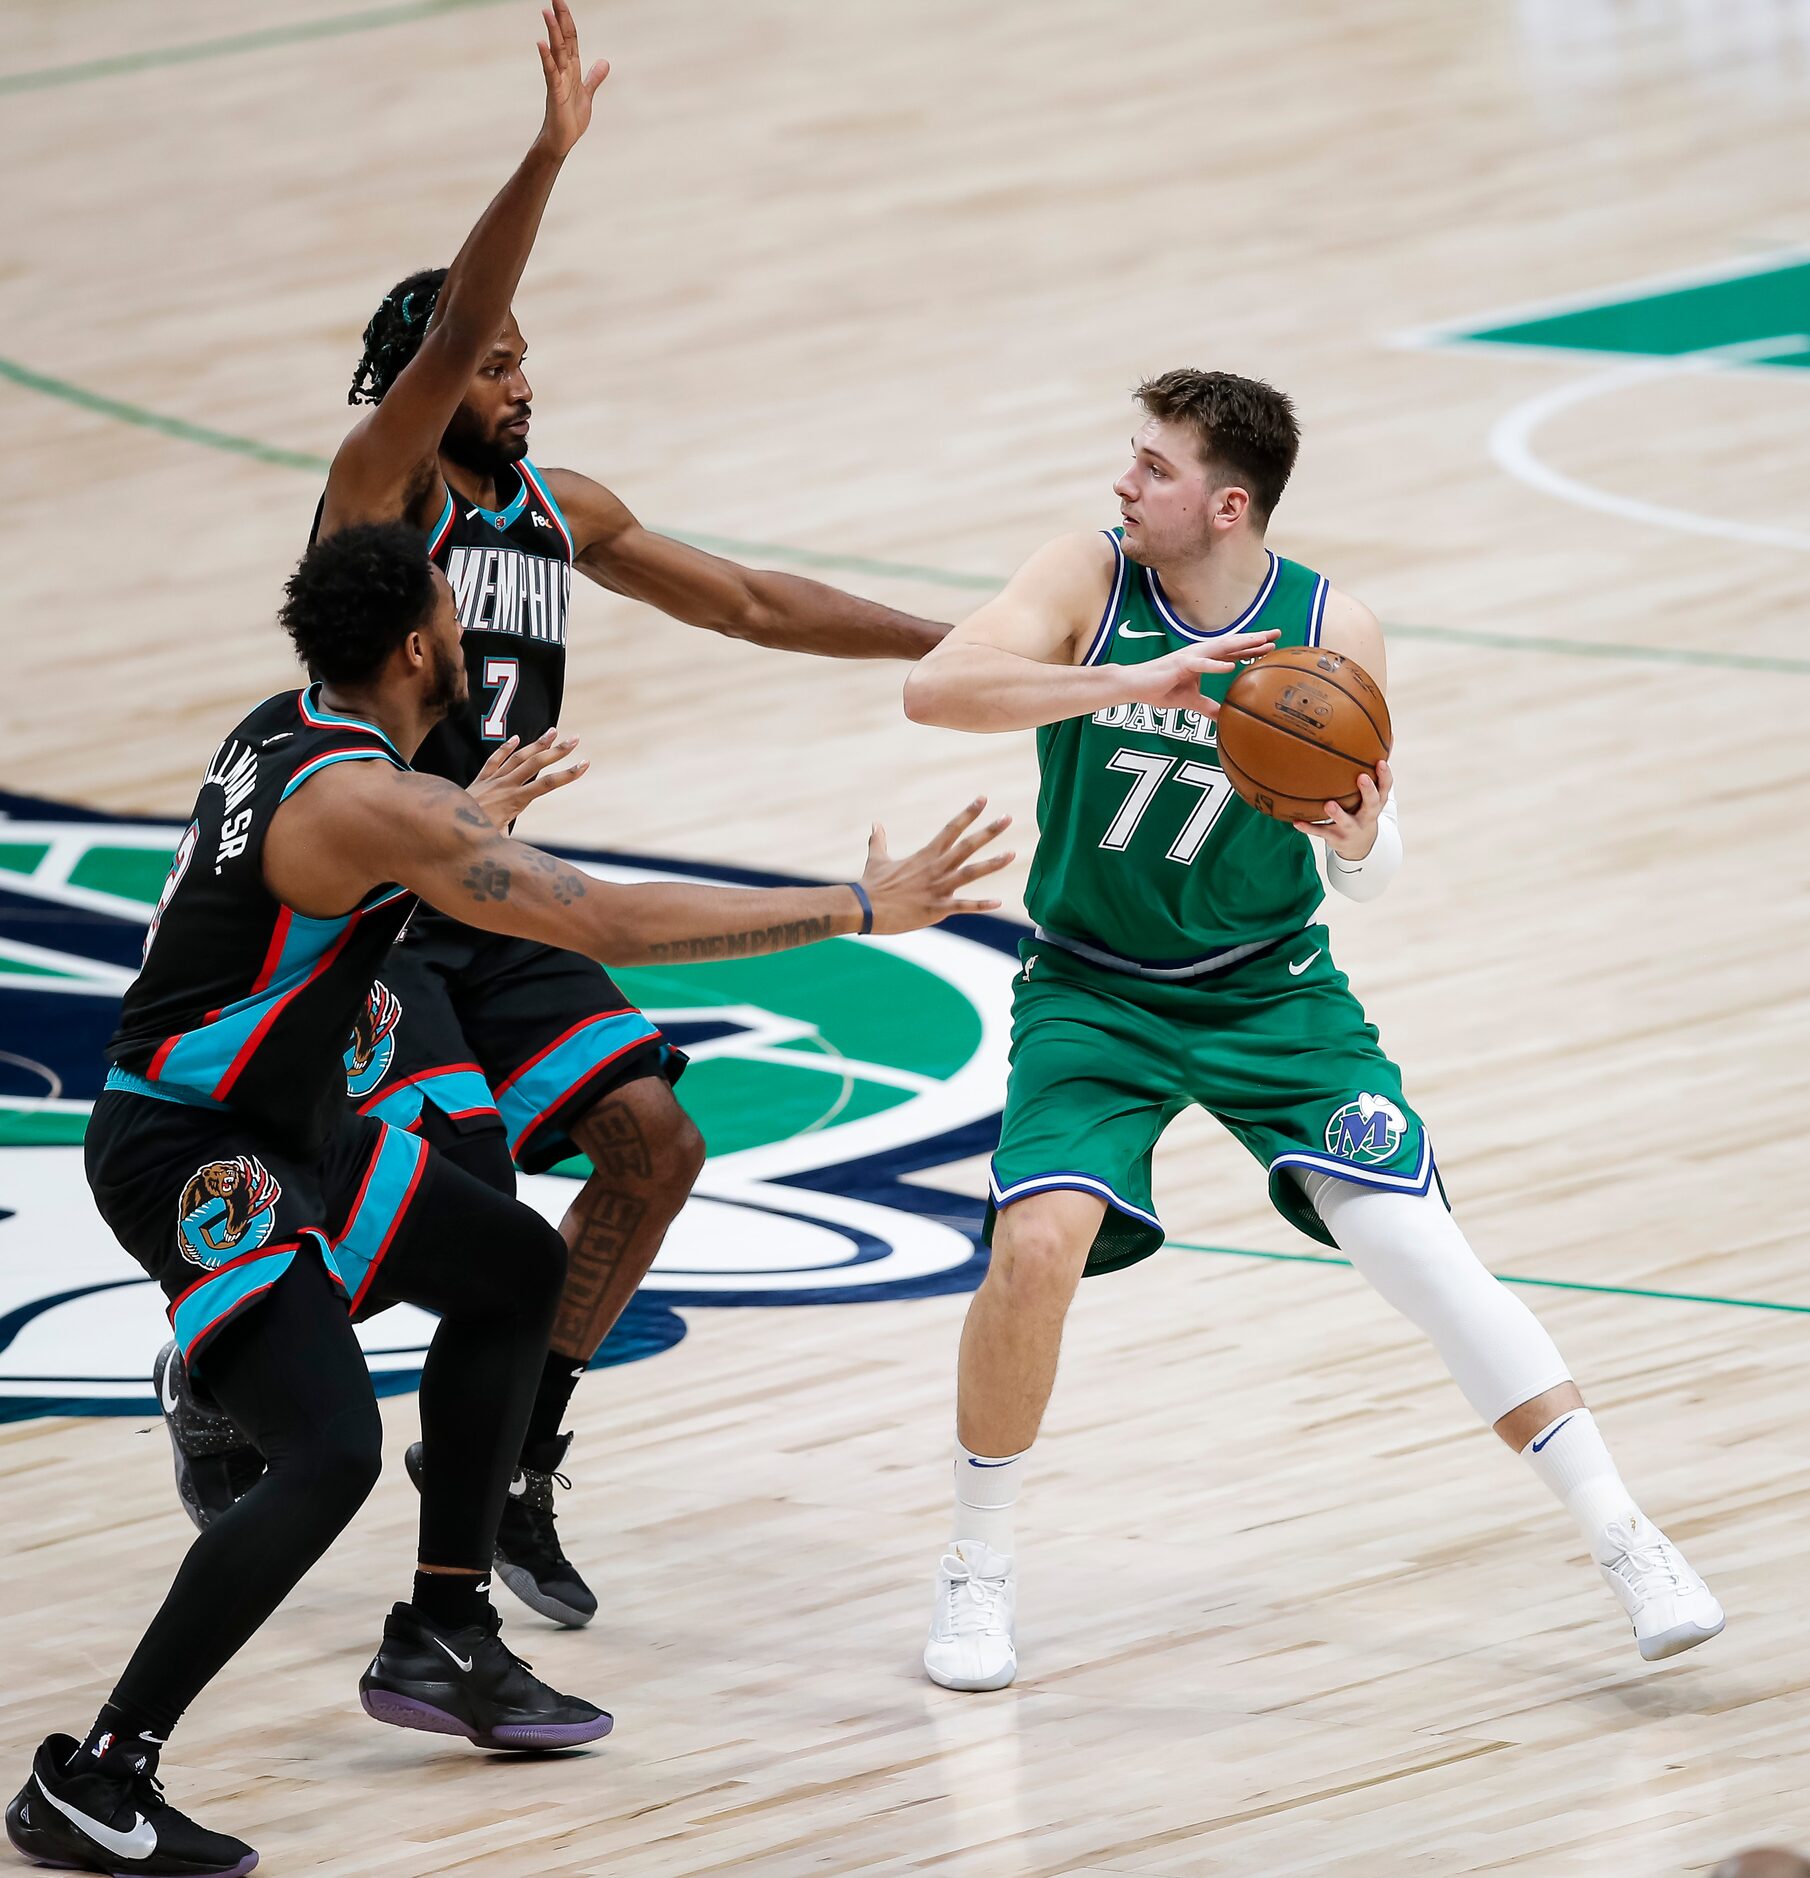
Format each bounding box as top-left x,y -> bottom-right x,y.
528,848 -> 587,905
645,915 -> 835,963
453,804 -> 491,832
461,857 -> 513,903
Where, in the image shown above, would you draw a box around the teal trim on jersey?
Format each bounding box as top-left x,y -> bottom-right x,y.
425,486 -> 456,555
102,1067 -> 228,1110
469,466 -> 531,532
518,458 -> 576,559
298,687 -> 403,757
279,747 -> 399,800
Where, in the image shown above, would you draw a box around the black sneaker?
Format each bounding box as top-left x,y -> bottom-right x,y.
358,1603 -> 613,1750
404,1433 -> 598,1629
5,1733 -> 256,1876
152,1342 -> 266,1531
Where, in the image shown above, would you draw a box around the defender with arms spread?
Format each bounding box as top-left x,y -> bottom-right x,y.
7,520 -> 1007,1878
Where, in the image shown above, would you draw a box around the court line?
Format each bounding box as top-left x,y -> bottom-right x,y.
3,352 -> 1808,676
1167,1238 -> 1810,1318
1488,335 -> 1810,554
0,0 -> 512,97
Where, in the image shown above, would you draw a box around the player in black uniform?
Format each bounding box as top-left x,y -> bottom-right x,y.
158,0 -> 959,1630
8,521 -> 1009,1876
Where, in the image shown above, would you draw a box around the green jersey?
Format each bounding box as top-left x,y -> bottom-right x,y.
1024,530 -> 1331,974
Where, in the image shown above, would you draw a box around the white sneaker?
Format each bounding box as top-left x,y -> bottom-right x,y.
924,1539 -> 1017,1690
1596,1514 -> 1725,1661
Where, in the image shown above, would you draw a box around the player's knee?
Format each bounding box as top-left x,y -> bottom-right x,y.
655,1108 -> 706,1197
290,1403 -> 383,1524
511,1210 -> 569,1315
989,1210 -> 1089,1304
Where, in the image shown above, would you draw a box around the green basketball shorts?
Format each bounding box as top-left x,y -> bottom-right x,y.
985,926 -> 1442,1276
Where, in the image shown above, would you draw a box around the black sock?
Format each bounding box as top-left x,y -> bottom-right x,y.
411,1569 -> 492,1634
70,1702 -> 167,1776
523,1350 -> 587,1454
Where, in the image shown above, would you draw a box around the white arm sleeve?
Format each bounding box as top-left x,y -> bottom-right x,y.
1325,789 -> 1401,903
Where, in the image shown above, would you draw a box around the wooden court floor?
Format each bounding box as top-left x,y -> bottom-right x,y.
3,1 -> 1808,1871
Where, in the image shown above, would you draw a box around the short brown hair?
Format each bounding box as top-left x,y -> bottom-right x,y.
1135,369 -> 1299,521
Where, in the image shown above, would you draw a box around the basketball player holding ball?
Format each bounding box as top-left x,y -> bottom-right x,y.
901,369 -> 1724,1690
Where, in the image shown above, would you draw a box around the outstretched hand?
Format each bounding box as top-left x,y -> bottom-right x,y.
859,797 -> 1014,933
468,729 -> 588,832
536,0 -> 609,158
1118,629 -> 1280,715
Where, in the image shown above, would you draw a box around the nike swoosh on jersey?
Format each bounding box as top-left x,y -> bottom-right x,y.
434,1636 -> 474,1674
1288,949 -> 1322,975
1118,624 -> 1168,639
35,1777 -> 157,1860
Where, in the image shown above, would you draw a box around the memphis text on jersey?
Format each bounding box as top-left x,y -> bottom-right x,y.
446,543 -> 571,644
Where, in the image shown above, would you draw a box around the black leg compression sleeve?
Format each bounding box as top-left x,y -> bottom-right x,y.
113,1254 -> 381,1733
367,1151 -> 566,1570
109,1153 -> 562,1731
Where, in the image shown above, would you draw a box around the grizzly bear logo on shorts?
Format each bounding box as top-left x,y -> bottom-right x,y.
176,1156 -> 282,1268
343,980 -> 403,1100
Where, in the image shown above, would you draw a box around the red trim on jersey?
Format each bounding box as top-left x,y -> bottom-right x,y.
507,1034 -> 660,1157
147,1034 -> 180,1079
516,460 -> 575,561
249,906 -> 294,997
490,1010 -> 634,1099
212,916 -> 365,1100
426,491 -> 457,557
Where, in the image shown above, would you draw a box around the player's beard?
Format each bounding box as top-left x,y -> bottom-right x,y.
442,404 -> 528,477
425,636 -> 466,718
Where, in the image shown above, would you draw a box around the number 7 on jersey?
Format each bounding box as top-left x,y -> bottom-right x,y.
480,656 -> 519,741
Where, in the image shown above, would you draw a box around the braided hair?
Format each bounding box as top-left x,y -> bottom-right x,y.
347,267 -> 448,405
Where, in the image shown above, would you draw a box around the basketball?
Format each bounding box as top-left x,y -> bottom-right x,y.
1216,646 -> 1392,822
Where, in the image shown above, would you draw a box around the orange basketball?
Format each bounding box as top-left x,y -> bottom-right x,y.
1216,647 -> 1391,822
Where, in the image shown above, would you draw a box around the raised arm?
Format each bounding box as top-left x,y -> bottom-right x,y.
902,533 -> 1279,733
545,469 -> 947,659
265,764 -> 1012,964
320,2 -> 608,534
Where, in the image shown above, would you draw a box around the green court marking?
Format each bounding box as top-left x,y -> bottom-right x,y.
0,0 -> 512,98
65,848 -> 177,902
0,844 -> 50,875
1167,1238 -> 1810,1318
1451,258 -> 1810,370
2,351 -> 1805,675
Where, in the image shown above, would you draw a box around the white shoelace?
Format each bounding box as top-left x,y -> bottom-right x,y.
1607,1532 -> 1692,1599
940,1557 -> 1010,1638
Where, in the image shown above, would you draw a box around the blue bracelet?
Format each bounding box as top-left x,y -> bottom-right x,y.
849,882 -> 874,935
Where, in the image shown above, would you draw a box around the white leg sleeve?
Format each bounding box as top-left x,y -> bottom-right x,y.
1299,1170 -> 1573,1426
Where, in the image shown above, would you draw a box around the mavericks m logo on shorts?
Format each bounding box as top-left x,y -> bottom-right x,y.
1324,1093 -> 1407,1166
177,1155 -> 281,1269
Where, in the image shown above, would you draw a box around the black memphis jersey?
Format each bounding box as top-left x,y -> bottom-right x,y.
109,689 -> 415,1152
307,462 -> 574,790
418,460 -> 575,787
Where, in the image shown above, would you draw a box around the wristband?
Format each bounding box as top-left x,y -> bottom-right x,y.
849,882 -> 874,935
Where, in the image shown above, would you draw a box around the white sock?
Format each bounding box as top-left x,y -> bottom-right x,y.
1519,1408 -> 1641,1555
951,1440 -> 1023,1554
